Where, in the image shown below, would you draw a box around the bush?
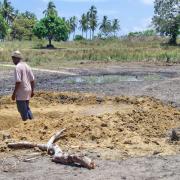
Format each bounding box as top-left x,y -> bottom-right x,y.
74,35 -> 85,41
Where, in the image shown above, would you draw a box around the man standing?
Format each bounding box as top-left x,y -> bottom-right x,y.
11,51 -> 35,121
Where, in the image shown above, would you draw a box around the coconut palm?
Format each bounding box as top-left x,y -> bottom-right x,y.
43,1 -> 57,17
65,19 -> 71,40
0,14 -> 8,40
0,0 -> 14,25
0,2 -> 2,12
21,11 -> 36,20
112,19 -> 120,37
86,11 -> 91,39
88,6 -> 98,40
79,13 -> 88,38
99,16 -> 112,37
70,16 -> 78,40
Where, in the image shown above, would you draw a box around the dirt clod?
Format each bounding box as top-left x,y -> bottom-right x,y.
0,92 -> 180,159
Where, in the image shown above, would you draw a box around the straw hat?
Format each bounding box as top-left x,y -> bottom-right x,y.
11,50 -> 23,59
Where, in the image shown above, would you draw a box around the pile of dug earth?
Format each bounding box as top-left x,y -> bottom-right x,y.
0,92 -> 180,159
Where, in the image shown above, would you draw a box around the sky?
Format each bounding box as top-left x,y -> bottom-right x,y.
8,0 -> 155,35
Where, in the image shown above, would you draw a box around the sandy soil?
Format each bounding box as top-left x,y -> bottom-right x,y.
0,92 -> 180,157
1,63 -> 180,179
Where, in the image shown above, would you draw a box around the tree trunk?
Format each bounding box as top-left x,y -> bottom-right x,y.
90,29 -> 92,40
68,33 -> 71,41
73,30 -> 75,40
49,38 -> 52,46
86,31 -> 88,39
169,34 -> 177,45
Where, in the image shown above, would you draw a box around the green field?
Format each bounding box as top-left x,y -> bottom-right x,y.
0,37 -> 179,68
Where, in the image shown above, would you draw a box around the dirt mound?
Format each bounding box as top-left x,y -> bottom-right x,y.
0,92 -> 180,159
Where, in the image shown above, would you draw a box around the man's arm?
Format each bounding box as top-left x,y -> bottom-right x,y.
31,80 -> 35,97
12,82 -> 21,100
29,67 -> 35,97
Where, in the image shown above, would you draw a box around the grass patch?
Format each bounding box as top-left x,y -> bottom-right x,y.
0,38 -> 179,68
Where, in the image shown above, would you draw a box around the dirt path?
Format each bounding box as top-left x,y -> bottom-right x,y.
1,155 -> 180,180
0,63 -> 77,75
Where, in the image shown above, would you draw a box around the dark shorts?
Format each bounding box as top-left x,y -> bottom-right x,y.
16,100 -> 33,121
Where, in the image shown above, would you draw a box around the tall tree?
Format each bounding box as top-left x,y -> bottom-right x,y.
153,0 -> 180,45
11,13 -> 37,40
69,16 -> 78,40
99,16 -> 112,37
43,1 -> 58,17
79,13 -> 88,38
0,0 -> 15,25
88,5 -> 98,39
112,19 -> 120,37
21,11 -> 37,20
65,19 -> 71,40
34,0 -> 69,47
86,11 -> 90,39
0,14 -> 8,40
33,15 -> 69,47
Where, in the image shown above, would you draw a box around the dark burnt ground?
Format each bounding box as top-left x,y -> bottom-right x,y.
1,64 -> 180,107
0,155 -> 180,180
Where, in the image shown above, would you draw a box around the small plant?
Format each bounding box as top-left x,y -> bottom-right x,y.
74,35 -> 85,41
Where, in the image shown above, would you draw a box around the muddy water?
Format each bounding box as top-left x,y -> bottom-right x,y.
51,72 -> 176,85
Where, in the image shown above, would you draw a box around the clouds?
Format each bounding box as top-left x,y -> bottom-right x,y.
132,17 -> 152,32
98,9 -> 119,16
140,0 -> 154,5
121,16 -> 153,35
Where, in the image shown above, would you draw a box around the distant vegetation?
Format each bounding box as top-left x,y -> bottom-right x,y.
0,0 -> 120,46
0,0 -> 179,46
153,0 -> 180,45
0,0 -> 179,66
0,38 -> 179,68
128,30 -> 157,37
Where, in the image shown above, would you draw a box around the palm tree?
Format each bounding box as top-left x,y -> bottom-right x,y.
70,16 -> 78,40
112,19 -> 120,37
88,6 -> 98,40
0,2 -> 2,12
86,11 -> 90,39
21,11 -> 36,20
14,9 -> 19,18
43,1 -> 57,17
79,13 -> 88,38
99,16 -> 111,37
65,19 -> 71,40
0,0 -> 14,25
62,17 -> 72,40
0,14 -> 8,40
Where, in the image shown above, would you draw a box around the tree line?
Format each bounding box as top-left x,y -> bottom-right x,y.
0,0 -> 120,46
0,0 -> 179,46
68,6 -> 120,40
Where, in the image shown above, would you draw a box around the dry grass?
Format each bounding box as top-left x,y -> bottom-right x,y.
0,37 -> 179,68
